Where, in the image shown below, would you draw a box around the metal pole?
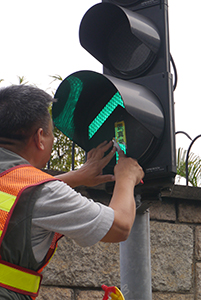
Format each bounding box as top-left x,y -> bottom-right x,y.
72,142 -> 75,171
120,210 -> 152,300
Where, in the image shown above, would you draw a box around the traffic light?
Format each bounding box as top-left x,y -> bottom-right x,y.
52,1 -> 176,197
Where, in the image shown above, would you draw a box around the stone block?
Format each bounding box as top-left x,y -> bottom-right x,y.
149,201 -> 176,221
178,202 -> 201,223
150,221 -> 193,292
195,227 -> 201,260
152,293 -> 194,300
76,290 -> 104,300
196,263 -> 201,300
42,237 -> 120,287
37,286 -> 73,300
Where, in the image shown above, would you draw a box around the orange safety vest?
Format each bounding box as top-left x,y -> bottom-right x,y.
0,164 -> 63,299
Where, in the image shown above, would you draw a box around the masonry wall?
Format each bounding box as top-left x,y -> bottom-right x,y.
37,190 -> 201,300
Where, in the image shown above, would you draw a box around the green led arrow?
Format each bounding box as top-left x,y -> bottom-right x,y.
88,91 -> 125,139
53,76 -> 83,140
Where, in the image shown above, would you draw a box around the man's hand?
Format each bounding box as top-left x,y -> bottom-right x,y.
77,140 -> 116,187
114,150 -> 144,187
55,141 -> 116,188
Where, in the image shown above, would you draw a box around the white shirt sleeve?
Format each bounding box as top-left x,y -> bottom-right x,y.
31,180 -> 114,262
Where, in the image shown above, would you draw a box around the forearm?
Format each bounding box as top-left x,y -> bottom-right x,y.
101,156 -> 144,244
54,170 -> 82,188
110,180 -> 136,232
101,179 -> 136,243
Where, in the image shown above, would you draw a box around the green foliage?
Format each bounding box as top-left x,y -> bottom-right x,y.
17,76 -> 29,85
49,126 -> 85,171
177,147 -> 201,187
49,74 -> 63,83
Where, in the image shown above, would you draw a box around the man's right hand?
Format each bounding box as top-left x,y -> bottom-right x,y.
114,150 -> 144,187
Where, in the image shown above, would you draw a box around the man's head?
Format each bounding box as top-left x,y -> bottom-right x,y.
0,85 -> 54,168
0,85 -> 53,141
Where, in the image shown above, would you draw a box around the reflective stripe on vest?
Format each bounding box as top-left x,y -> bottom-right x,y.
0,164 -> 59,297
0,259 -> 42,297
0,191 -> 15,237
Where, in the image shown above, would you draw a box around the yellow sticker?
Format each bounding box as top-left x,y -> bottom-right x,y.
115,121 -> 127,145
114,121 -> 127,158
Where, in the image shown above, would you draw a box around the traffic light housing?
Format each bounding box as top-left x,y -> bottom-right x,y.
52,0 -> 176,197
79,2 -> 162,79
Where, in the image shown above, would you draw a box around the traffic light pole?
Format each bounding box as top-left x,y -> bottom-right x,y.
120,210 -> 152,300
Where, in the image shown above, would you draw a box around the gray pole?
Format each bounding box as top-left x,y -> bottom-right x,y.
120,210 -> 152,300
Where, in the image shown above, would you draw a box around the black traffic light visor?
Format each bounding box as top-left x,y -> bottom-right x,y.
52,71 -> 164,163
79,3 -> 161,79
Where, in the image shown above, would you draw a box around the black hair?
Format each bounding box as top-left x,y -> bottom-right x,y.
0,85 -> 53,141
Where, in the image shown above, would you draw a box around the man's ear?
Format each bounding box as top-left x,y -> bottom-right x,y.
34,128 -> 45,150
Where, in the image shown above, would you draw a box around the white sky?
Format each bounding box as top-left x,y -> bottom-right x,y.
1,0 -> 201,156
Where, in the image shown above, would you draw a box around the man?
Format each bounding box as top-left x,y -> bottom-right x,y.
0,85 -> 144,299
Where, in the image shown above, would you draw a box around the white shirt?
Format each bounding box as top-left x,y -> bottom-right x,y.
31,180 -> 114,262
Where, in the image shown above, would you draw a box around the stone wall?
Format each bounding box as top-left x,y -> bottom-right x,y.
37,188 -> 201,300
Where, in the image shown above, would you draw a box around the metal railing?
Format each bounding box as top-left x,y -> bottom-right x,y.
176,131 -> 201,186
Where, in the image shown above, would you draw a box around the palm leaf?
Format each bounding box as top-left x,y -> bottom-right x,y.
176,147 -> 201,186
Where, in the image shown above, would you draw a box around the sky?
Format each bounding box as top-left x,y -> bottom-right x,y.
1,0 -> 201,156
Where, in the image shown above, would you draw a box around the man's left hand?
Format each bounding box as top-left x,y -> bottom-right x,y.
78,140 -> 116,187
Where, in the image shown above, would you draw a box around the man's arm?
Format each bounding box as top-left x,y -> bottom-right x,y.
101,152 -> 143,243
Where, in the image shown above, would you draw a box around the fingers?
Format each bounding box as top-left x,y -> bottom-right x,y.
95,174 -> 115,185
87,141 -> 112,158
114,155 -> 144,186
101,145 -> 116,167
98,140 -> 113,154
88,140 -> 114,160
93,141 -> 125,167
132,161 -> 144,185
87,140 -> 131,170
118,150 -> 126,158
96,140 -> 108,149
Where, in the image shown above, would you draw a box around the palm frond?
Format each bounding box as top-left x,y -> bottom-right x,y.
49,75 -> 63,84
176,147 -> 201,186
